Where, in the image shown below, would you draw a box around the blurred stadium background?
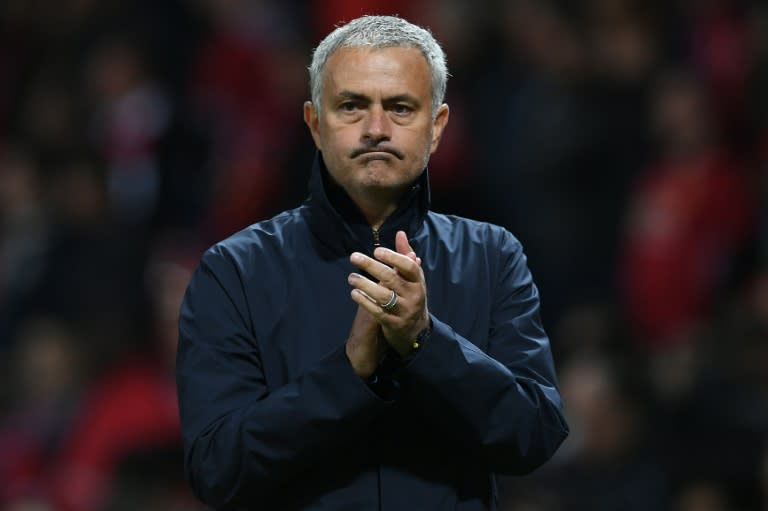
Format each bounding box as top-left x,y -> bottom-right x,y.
1,0 -> 767,509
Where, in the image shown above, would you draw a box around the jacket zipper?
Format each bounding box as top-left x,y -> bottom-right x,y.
372,228 -> 381,248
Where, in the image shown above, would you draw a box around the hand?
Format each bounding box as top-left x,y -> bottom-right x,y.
348,231 -> 429,356
345,305 -> 382,378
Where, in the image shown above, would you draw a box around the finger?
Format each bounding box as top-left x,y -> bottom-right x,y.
350,288 -> 387,319
408,252 -> 421,266
395,230 -> 422,269
395,230 -> 413,255
403,250 -> 421,266
348,273 -> 396,306
350,252 -> 402,288
372,247 -> 421,282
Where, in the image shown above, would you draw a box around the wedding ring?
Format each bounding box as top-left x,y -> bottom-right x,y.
380,290 -> 398,311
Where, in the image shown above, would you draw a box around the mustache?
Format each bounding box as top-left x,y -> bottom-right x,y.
349,145 -> 404,160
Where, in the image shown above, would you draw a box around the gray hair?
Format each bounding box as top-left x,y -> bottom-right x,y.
309,15 -> 448,117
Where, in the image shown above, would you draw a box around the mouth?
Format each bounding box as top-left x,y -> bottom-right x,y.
350,147 -> 404,160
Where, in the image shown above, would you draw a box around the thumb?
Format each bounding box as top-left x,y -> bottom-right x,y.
395,230 -> 421,265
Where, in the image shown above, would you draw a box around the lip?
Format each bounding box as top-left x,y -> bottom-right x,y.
359,151 -> 394,158
351,148 -> 403,160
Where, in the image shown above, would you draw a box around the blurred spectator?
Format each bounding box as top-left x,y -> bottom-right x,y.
673,481 -> 733,511
474,0 -> 634,324
309,0 -> 422,39
620,71 -> 756,348
0,320 -> 84,507
87,37 -> 171,227
45,234 -> 198,511
0,145 -> 51,349
754,3 -> 768,131
586,0 -> 659,84
639,263 -> 768,510
16,74 -> 84,168
19,158 -> 148,372
475,1 -> 658,328
501,355 -> 666,510
191,0 -> 311,241
101,446 -> 208,511
47,357 -> 181,511
686,0 -> 754,144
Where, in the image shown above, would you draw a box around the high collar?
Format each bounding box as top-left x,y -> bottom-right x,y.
302,152 -> 430,257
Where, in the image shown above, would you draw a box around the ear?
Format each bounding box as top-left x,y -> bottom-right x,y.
429,103 -> 450,155
303,101 -> 322,149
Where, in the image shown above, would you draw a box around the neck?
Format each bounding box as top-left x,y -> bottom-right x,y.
319,158 -> 423,230
321,167 -> 408,229
348,191 -> 401,230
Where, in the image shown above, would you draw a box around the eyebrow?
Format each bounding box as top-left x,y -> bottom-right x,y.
337,90 -> 369,102
336,90 -> 421,106
385,94 -> 421,106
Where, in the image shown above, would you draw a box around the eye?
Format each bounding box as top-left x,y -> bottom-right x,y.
392,104 -> 413,115
340,102 -> 358,112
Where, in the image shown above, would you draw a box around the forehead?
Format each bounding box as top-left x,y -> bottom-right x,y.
322,46 -> 431,98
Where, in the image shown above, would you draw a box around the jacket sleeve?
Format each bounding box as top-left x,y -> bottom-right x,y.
400,230 -> 568,475
176,247 -> 386,509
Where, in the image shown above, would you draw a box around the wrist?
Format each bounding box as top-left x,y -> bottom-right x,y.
346,341 -> 377,378
391,321 -> 431,359
411,323 -> 431,352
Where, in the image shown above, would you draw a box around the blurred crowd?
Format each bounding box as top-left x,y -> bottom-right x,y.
0,0 -> 767,509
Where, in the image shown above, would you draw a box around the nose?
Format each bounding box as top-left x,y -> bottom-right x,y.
361,105 -> 391,144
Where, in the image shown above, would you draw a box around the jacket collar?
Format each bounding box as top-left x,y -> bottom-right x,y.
302,151 -> 430,257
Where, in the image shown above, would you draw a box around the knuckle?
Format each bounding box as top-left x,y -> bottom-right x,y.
380,268 -> 399,287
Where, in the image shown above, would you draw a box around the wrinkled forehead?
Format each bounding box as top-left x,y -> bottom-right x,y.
322,46 -> 432,96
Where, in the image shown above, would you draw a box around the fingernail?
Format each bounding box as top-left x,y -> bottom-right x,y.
350,252 -> 363,263
348,273 -> 359,283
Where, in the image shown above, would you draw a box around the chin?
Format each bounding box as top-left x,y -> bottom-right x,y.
356,160 -> 392,177
359,156 -> 396,169
357,175 -> 394,190
353,169 -> 407,191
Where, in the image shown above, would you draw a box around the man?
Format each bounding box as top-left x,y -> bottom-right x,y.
177,15 -> 568,511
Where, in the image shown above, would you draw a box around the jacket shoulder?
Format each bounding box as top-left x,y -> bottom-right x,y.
200,208 -> 306,277
425,212 -> 523,253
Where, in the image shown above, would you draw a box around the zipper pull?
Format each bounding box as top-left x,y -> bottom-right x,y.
372,228 -> 381,248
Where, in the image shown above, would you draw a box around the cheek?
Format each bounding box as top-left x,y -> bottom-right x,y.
324,125 -> 358,149
402,128 -> 434,156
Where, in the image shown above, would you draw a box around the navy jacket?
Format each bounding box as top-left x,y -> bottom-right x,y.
177,155 -> 568,510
